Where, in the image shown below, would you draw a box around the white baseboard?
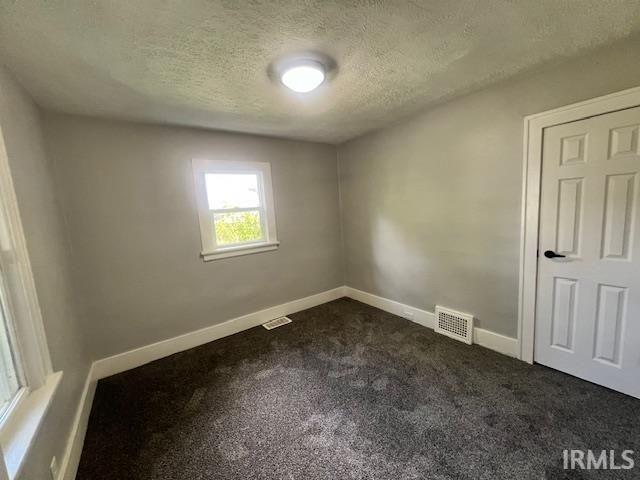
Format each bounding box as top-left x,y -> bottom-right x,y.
472,327 -> 520,358
343,287 -> 519,358
58,287 -> 346,479
58,365 -> 97,480
345,286 -> 435,328
92,284 -> 518,381
91,287 -> 346,381
60,284 -> 518,479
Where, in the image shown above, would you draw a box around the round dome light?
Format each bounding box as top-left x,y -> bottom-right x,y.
280,61 -> 325,93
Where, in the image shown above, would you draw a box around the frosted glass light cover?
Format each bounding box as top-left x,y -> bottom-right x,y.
281,64 -> 325,93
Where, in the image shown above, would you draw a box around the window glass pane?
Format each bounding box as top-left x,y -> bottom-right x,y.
205,173 -> 260,210
214,210 -> 263,246
0,278 -> 20,413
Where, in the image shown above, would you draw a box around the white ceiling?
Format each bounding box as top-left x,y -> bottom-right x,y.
1,1 -> 640,144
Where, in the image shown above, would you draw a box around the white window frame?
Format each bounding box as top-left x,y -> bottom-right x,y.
0,121 -> 59,480
192,159 -> 279,261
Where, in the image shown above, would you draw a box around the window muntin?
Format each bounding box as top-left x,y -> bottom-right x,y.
193,160 -> 278,260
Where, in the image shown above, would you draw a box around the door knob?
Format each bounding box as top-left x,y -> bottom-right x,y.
544,250 -> 566,259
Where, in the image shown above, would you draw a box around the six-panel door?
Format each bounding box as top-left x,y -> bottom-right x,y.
536,106 -> 640,398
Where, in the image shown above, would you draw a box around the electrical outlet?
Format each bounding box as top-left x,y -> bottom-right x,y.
50,456 -> 59,480
402,310 -> 414,320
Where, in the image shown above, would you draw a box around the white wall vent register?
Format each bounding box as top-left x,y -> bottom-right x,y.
262,316 -> 292,330
435,306 -> 474,344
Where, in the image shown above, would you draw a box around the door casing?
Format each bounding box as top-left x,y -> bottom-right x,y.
519,86 -> 640,363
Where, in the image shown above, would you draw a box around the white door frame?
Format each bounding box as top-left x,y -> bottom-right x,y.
518,86 -> 640,363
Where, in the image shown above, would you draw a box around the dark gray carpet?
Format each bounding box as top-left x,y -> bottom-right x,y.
77,298 -> 639,479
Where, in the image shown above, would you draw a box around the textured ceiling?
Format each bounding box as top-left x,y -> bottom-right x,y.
1,1 -> 640,143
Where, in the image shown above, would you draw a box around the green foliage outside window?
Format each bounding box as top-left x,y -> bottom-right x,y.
214,211 -> 263,245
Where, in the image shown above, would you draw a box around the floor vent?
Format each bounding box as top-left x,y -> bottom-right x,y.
435,306 -> 474,344
262,316 -> 292,330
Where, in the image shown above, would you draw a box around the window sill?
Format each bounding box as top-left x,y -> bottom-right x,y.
0,371 -> 62,480
201,241 -> 280,261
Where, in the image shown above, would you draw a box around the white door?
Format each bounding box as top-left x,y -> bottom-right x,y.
536,106 -> 640,398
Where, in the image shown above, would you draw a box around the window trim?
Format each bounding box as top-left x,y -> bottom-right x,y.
0,372 -> 61,480
192,159 -> 279,261
0,122 -> 56,479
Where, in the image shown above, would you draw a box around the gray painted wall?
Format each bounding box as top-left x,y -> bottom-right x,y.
44,114 -> 343,359
0,66 -> 90,479
2,32 -> 639,478
337,37 -> 640,338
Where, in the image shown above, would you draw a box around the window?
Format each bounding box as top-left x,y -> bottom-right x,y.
193,159 -> 279,261
0,129 -> 57,480
0,277 -> 21,416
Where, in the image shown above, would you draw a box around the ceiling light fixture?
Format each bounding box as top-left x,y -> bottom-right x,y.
280,60 -> 326,93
